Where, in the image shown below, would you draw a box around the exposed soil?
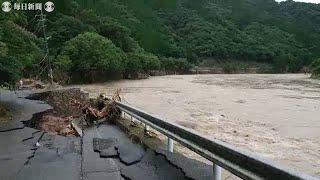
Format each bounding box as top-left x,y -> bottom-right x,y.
27,88 -> 89,117
24,109 -> 76,136
24,88 -> 89,136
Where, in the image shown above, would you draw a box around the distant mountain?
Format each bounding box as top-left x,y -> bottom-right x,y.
77,0 -> 319,65
1,0 -> 320,84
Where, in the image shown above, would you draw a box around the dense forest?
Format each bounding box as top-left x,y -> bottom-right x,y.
1,0 -> 320,84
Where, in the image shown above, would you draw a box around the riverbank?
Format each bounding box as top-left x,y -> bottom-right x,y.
51,59 -> 307,84
66,66 -> 311,84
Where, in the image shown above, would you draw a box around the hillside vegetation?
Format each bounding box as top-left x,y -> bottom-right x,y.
1,0 -> 320,84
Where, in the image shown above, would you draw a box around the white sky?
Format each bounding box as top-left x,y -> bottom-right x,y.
276,0 -> 320,3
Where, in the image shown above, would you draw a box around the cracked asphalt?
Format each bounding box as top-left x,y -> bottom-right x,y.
0,90 -> 213,180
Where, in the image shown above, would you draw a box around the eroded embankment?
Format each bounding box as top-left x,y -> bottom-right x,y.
24,88 -> 89,136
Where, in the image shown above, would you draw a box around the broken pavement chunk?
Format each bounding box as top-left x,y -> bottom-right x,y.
100,148 -> 118,158
93,138 -> 118,152
116,143 -> 145,165
154,148 -> 213,180
121,149 -> 186,180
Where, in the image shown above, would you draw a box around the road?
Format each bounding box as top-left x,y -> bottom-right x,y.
0,90 -> 213,180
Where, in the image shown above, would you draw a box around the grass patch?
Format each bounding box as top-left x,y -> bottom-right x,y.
0,103 -> 12,123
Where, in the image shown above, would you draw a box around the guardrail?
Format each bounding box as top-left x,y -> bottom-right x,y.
115,101 -> 318,180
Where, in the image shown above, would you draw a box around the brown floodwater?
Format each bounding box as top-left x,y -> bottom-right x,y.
72,74 -> 320,177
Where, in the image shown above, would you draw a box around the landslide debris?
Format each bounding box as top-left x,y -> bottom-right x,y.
24,88 -> 89,136
24,88 -> 121,136
27,88 -> 89,117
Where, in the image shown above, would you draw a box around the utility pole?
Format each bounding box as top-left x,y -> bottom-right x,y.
37,8 -> 53,85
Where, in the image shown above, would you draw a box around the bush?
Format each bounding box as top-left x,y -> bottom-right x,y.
160,57 -> 192,73
312,66 -> 320,78
125,51 -> 160,74
310,59 -> 320,78
222,63 -> 237,74
310,59 -> 320,70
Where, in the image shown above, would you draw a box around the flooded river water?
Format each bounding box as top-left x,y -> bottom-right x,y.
73,74 -> 320,177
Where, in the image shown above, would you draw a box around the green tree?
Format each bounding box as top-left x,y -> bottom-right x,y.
48,14 -> 93,55
0,43 -> 22,84
0,17 -> 43,84
2,0 -> 320,85
56,32 -> 126,82
125,51 -> 160,74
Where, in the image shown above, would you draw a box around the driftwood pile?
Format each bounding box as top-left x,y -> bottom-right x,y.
72,89 -> 121,125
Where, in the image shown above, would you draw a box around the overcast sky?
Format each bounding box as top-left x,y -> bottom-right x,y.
276,0 -> 320,3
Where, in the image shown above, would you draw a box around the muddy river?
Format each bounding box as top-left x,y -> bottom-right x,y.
73,74 -> 320,177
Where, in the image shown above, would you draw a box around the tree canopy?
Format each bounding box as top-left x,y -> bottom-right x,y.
1,0 -> 320,84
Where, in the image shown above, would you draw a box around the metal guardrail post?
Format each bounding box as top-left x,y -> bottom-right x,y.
213,164 -> 222,180
145,124 -> 150,132
167,138 -> 174,152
